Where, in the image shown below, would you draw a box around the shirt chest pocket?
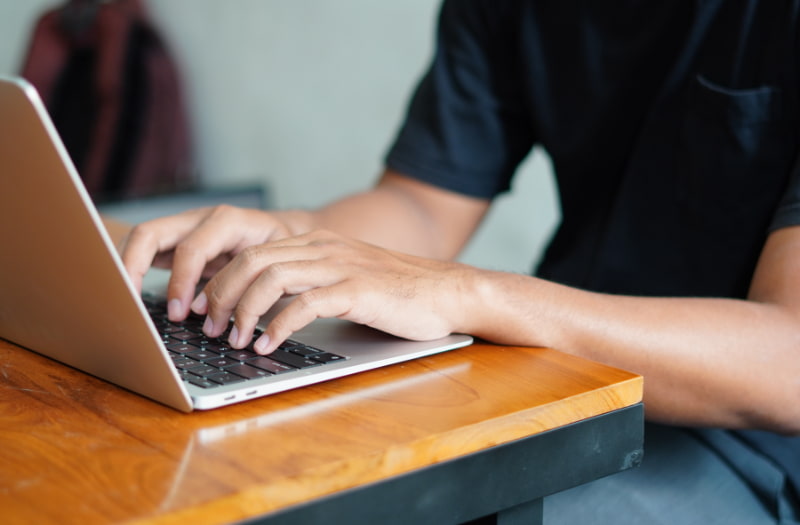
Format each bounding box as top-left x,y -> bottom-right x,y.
678,75 -> 797,228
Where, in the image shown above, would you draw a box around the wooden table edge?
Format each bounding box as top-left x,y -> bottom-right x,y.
128,374 -> 643,525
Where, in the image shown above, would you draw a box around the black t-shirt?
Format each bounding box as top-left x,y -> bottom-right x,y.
386,0 -> 799,501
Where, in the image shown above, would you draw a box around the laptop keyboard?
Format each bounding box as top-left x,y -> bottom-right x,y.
143,295 -> 347,389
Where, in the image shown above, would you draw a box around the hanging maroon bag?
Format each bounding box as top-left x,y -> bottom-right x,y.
20,0 -> 194,202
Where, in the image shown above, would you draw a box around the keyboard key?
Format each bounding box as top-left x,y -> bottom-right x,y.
172,357 -> 201,370
204,357 -> 238,368
226,350 -> 259,362
186,377 -> 217,389
181,319 -> 205,331
310,352 -> 346,363
185,364 -> 221,377
226,363 -> 272,379
184,349 -> 219,361
247,356 -> 296,374
167,342 -> 199,353
289,345 -> 324,357
269,349 -> 321,369
206,372 -> 247,385
201,341 -> 234,353
169,330 -> 204,342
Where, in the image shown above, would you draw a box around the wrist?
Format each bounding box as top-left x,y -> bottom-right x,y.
447,266 -> 521,339
454,268 -> 564,349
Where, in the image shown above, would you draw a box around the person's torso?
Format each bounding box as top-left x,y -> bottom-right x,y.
501,1 -> 800,298
493,0 -> 800,496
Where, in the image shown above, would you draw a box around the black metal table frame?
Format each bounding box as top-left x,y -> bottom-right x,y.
243,403 -> 644,525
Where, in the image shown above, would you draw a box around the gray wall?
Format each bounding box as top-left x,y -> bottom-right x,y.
1,0 -> 558,273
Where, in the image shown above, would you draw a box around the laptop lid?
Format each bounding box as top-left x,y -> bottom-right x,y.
0,75 -> 194,411
0,75 -> 473,412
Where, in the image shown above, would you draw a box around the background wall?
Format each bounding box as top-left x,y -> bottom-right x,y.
0,0 -> 558,274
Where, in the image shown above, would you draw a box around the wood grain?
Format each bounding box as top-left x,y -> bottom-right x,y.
0,336 -> 640,525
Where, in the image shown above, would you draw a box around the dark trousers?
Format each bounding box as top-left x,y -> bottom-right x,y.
544,423 -> 799,525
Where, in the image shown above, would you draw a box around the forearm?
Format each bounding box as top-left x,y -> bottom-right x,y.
272,192 -> 443,258
275,170 -> 489,261
312,188 -> 446,258
459,268 -> 800,433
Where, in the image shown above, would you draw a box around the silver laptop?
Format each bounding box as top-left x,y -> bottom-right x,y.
0,75 -> 473,412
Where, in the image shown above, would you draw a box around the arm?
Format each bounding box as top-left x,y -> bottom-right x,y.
123,170 -> 800,434
201,199 -> 800,435
456,226 -> 800,434
307,169 -> 490,260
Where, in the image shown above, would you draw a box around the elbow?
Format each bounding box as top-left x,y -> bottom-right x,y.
761,419 -> 800,437
745,318 -> 800,435
760,414 -> 800,437
745,378 -> 800,436
770,402 -> 800,436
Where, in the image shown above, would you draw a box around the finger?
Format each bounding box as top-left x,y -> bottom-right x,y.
165,207 -> 263,320
250,261 -> 459,352
253,283 -> 359,354
205,245 -> 336,345
120,210 -> 209,294
234,260 -> 349,348
120,223 -> 169,294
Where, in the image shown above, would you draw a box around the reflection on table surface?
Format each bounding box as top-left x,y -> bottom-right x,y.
0,339 -> 641,524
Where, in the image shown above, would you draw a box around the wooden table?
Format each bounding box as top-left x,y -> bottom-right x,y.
1,216 -> 644,524
0,333 -> 642,525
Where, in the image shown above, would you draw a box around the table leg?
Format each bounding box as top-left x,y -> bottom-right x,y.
465,498 -> 543,525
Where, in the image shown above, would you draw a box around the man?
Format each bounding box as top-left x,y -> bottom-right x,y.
122,2 -> 799,523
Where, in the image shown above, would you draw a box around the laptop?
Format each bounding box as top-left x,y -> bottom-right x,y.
0,75 -> 473,412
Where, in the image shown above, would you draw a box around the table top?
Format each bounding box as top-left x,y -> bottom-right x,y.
0,332 -> 641,525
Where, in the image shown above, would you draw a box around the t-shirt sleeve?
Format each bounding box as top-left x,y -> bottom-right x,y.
770,155 -> 800,231
385,0 -> 536,199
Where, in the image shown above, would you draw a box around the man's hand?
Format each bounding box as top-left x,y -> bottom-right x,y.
189,229 -> 474,354
120,205 -> 313,321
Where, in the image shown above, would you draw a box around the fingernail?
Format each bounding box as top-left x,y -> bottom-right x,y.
191,292 -> 207,314
229,326 -> 240,347
167,298 -> 183,321
203,316 -> 214,335
254,334 -> 270,354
